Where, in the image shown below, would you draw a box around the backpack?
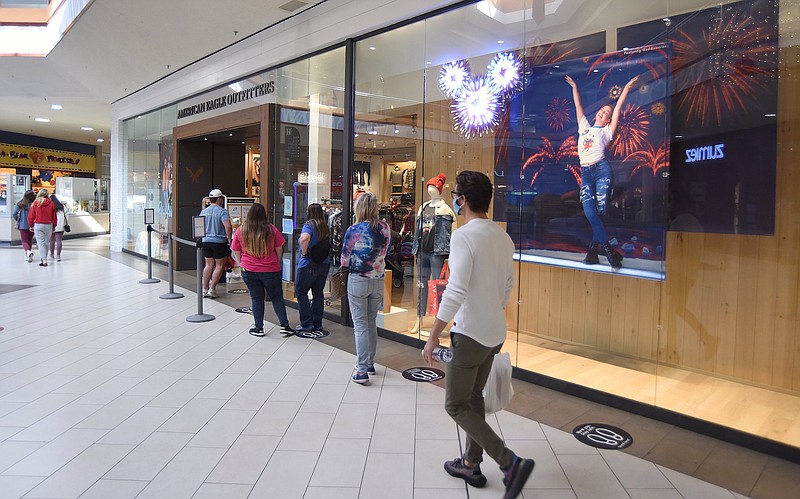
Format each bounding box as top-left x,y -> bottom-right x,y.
309,236 -> 331,264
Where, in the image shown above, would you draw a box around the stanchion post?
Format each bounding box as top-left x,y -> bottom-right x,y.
186,216 -> 214,323
159,232 -> 184,300
139,208 -> 160,284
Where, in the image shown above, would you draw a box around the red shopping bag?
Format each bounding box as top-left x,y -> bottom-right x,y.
426,262 -> 450,316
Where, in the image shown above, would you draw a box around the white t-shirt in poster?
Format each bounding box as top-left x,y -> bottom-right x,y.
577,116 -> 613,165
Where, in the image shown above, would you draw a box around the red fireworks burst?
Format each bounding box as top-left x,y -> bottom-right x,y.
494,108 -> 511,166
624,143 -> 669,176
587,46 -> 669,88
671,10 -> 776,127
545,97 -> 571,131
609,104 -> 650,158
522,136 -> 579,187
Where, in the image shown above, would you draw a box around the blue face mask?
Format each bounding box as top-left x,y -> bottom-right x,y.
452,196 -> 463,215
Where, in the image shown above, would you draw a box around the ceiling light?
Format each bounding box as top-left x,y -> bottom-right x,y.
229,133 -> 233,137
35,117 -> 50,122
97,138 -> 105,143
51,104 -> 62,110
765,113 -> 777,117
81,126 -> 94,131
497,40 -> 504,44
204,138 -> 208,141
242,141 -> 246,145
369,46 -> 376,50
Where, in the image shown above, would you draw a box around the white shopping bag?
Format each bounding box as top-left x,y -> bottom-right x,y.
483,352 -> 514,414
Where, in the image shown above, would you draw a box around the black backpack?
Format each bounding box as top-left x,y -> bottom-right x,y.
309,236 -> 331,264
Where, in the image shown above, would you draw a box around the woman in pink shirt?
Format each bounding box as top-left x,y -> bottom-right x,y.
230,203 -> 294,337
27,189 -> 57,267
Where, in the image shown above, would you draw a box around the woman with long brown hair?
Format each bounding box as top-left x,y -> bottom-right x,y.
12,190 -> 36,263
230,203 -> 294,337
295,203 -> 331,334
28,188 -> 57,267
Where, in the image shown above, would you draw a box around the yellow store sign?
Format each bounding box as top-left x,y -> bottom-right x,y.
0,143 -> 96,173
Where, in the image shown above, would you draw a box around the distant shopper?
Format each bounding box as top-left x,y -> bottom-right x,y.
12,190 -> 36,263
341,192 -> 391,384
200,188 -> 232,298
231,203 -> 295,337
50,194 -> 67,262
422,171 -> 534,499
295,203 -> 331,334
28,189 -> 57,267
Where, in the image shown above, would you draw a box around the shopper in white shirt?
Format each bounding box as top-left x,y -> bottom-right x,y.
422,170 -> 534,499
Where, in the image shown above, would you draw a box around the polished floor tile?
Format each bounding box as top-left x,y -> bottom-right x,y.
0,241 -> 794,498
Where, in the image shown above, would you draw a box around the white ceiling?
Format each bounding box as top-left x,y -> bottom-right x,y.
0,0 -> 324,151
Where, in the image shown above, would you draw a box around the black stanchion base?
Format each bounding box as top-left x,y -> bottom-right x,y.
139,278 -> 161,284
160,292 -> 184,300
186,314 -> 215,323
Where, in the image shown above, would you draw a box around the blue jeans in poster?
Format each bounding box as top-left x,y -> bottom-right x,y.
580,159 -> 612,244
347,273 -> 384,373
295,262 -> 329,331
241,270 -> 289,329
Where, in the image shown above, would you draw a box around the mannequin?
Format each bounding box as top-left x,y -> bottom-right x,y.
411,174 -> 456,334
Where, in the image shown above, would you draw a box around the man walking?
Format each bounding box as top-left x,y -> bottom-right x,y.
423,171 -> 534,499
200,188 -> 232,298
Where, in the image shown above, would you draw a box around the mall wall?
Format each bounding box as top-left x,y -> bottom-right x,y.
513,45 -> 800,394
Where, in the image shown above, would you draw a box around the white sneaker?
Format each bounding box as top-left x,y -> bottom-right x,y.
207,289 -> 219,299
27,251 -> 33,263
202,289 -> 209,298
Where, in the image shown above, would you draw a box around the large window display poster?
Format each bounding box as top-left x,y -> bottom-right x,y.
497,44 -> 671,280
158,139 -> 173,234
618,0 -> 778,236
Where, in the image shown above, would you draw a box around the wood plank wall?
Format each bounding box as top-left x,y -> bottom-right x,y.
509,46 -> 800,394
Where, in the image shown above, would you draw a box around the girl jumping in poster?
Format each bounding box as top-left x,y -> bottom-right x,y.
565,74 -> 638,271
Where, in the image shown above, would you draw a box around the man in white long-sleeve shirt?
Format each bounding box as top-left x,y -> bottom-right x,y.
423,171 -> 534,499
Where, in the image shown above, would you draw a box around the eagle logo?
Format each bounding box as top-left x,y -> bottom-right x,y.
185,167 -> 204,183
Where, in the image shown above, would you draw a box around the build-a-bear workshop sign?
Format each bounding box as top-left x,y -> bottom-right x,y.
0,143 -> 96,173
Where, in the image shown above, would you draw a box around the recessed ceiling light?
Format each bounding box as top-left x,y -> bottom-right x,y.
96,138 -> 105,143
497,40 -> 504,44
35,117 -> 50,122
81,126 -> 94,131
204,138 -> 208,141
369,46 -> 376,50
765,113 -> 777,117
426,61 -> 432,65
51,104 -> 62,110
229,133 -> 233,137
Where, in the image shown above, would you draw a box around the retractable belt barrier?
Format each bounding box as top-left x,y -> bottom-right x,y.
138,224 -> 160,284
159,233 -> 184,300
173,234 -> 215,323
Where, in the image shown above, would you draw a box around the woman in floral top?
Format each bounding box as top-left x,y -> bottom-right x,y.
341,192 -> 391,384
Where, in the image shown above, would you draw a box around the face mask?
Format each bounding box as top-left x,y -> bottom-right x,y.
452,196 -> 462,215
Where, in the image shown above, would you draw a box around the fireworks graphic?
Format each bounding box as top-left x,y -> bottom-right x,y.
439,60 -> 471,98
651,101 -> 665,115
487,52 -> 523,98
451,76 -> 502,140
494,109 -> 511,167
625,143 -> 669,176
526,39 -> 579,67
545,97 -> 571,131
609,104 -> 650,158
671,10 -> 776,127
587,47 -> 669,87
522,136 -> 579,188
609,85 -> 622,100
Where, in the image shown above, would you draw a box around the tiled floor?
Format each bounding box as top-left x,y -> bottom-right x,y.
0,238 -> 795,498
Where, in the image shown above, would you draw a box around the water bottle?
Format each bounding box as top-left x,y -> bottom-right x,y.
424,346 -> 452,363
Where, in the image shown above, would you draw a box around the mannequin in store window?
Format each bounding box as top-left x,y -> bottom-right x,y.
411,173 -> 456,334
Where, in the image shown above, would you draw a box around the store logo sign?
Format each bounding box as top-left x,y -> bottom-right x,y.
299,171 -> 327,184
685,143 -> 725,163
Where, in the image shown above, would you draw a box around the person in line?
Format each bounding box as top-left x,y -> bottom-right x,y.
565,74 -> 638,271
422,171 -> 534,499
200,188 -> 232,298
341,192 -> 391,384
231,203 -> 295,337
49,194 -> 67,262
12,190 -> 36,263
295,203 -> 331,334
28,189 -> 57,267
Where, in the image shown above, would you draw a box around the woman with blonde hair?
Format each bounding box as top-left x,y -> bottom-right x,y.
230,203 -> 294,337
27,189 -> 57,266
341,192 -> 391,383
295,203 -> 331,334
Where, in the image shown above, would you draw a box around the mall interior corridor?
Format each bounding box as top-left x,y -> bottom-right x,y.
0,237 -> 797,498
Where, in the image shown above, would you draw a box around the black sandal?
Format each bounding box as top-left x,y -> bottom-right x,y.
39,261 -> 48,267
